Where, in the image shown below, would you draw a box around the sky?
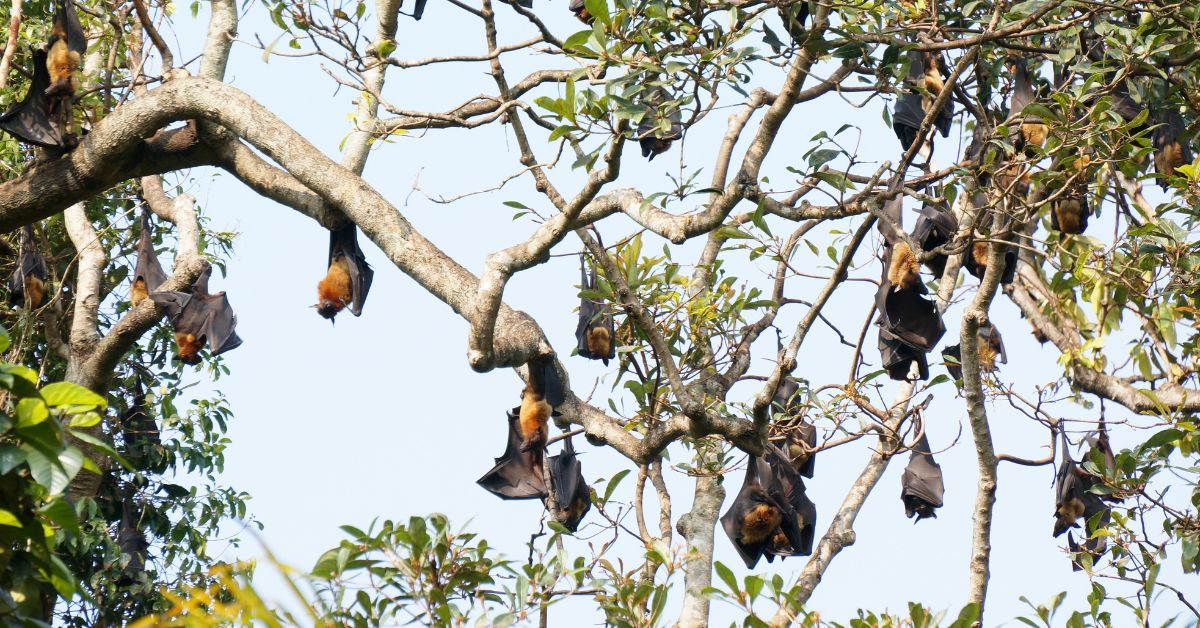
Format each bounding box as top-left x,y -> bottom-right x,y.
133,2 -> 1200,626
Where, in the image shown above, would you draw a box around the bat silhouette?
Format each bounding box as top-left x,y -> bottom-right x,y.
1054,428 -> 1110,564
720,450 -> 807,569
1009,58 -> 1048,156
1082,417 -> 1122,503
900,409 -> 944,521
911,200 -> 958,280
131,211 -> 168,308
638,87 -> 683,160
875,195 -> 945,352
116,498 -> 149,586
518,356 -> 565,453
770,374 -> 816,479
568,0 -> 591,22
963,201 -> 1017,284
762,444 -> 816,561
478,407 -> 548,500
879,327 -> 929,381
0,50 -> 69,148
316,224 -> 374,321
7,225 -> 49,309
892,50 -> 953,154
576,254 -> 616,365
149,264 -> 242,365
544,435 -> 591,532
1152,106 -> 1191,192
942,322 -> 1006,383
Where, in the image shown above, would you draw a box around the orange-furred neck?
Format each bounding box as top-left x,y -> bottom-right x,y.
131,278 -> 148,307
316,256 -> 352,319
1156,141 -> 1183,178
887,242 -> 921,290
1021,122 -> 1048,149
1053,497 -> 1085,536
971,242 -> 989,271
739,503 -> 782,544
518,381 -> 551,452
45,39 -> 80,98
24,276 -> 46,309
175,332 -> 203,365
585,326 -> 611,358
920,56 -> 944,114
1053,198 -> 1087,235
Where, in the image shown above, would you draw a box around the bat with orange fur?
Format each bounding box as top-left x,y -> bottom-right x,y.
150,264 -> 242,365
8,225 -> 49,309
544,435 -> 591,532
518,357 -> 565,453
131,211 -> 167,307
316,224 -> 374,321
576,254 -> 616,365
720,448 -> 808,568
478,408 -> 548,500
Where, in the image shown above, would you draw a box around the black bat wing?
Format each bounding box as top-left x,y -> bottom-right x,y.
135,212 -> 168,291
878,327 -> 929,381
942,344 -> 963,383
892,93 -> 924,150
763,445 -> 811,557
0,51 -> 64,149
877,282 -> 945,353
901,433 -> 944,520
478,409 -> 548,499
771,376 -> 800,416
877,195 -> 903,244
912,202 -> 957,277
530,357 -> 566,407
58,0 -> 88,55
329,224 -> 374,316
980,322 -> 1007,364
794,421 -> 816,478
575,256 -> 616,362
192,292 -> 243,356
545,437 -> 591,532
719,458 -> 773,569
411,0 -> 429,19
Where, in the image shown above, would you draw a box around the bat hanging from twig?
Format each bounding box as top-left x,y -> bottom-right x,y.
316,224 -> 374,321
149,263 -> 243,365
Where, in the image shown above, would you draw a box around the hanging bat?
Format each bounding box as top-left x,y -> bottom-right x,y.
901,415 -> 944,521
1053,428 -> 1110,559
568,0 -> 591,22
316,224 -> 374,321
478,407 -> 548,500
762,444 -> 816,560
942,344 -> 962,383
1009,58 -> 1048,156
1083,417 -> 1122,503
1152,106 -> 1191,192
911,200 -> 958,280
7,225 -> 49,309
120,379 -> 166,473
46,0 -> 87,100
875,195 -> 946,353
875,278 -> 945,354
131,211 -> 168,307
637,87 -> 683,161
116,498 -> 149,586
543,435 -> 591,532
892,50 -> 954,154
963,201 -> 1017,284
0,50 -> 69,149
149,264 -> 243,365
719,453 -> 805,569
1049,157 -> 1091,235
576,254 -> 616,365
518,356 -> 565,453
878,327 -> 929,381
977,322 -> 1006,373
770,374 -> 817,479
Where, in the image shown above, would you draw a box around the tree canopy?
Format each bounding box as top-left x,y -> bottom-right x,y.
0,0 -> 1199,625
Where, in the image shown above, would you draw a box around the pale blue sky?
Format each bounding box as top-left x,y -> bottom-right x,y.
141,4 -> 1200,625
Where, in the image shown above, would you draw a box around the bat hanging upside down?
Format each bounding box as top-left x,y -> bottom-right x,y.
518,356 -> 565,452
316,224 -> 374,321
150,263 -> 243,365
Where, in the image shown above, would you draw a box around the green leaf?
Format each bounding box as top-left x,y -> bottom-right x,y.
40,382 -> 106,409
0,509 -> 21,527
40,498 -> 80,536
1143,428 -> 1182,449
602,469 -> 630,504
16,398 -> 48,428
68,431 -> 131,471
714,561 -> 739,595
0,444 -> 25,474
